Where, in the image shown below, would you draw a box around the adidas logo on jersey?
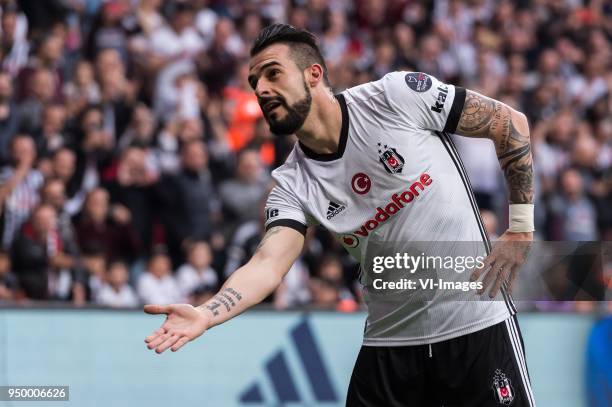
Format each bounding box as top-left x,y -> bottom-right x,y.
326,201 -> 346,220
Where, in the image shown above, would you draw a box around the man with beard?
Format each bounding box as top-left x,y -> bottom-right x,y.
144,24 -> 536,407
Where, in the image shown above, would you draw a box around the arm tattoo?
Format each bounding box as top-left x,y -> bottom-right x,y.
457,93 -> 497,133
205,301 -> 221,316
456,91 -> 534,204
254,226 -> 282,254
205,287 -> 243,316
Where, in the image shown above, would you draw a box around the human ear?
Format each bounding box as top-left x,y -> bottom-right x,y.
306,64 -> 324,87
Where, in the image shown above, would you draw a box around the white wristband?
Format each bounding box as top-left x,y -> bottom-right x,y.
509,204 -> 535,233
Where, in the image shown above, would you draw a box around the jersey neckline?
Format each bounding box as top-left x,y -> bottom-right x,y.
298,93 -> 349,162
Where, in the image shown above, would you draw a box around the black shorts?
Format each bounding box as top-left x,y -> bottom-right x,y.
346,316 -> 536,407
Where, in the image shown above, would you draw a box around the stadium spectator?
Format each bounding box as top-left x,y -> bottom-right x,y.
15,0 -> 68,36
137,251 -> 182,305
549,167 -> 599,241
185,282 -> 216,307
155,140 -> 220,265
97,260 -> 139,308
94,48 -> 134,142
0,135 -> 43,249
197,16 -> 239,95
33,103 -> 69,161
176,240 -> 218,299
223,217 -> 261,279
39,178 -> 79,257
148,2 -> 203,118
84,0 -> 131,61
16,67 -> 58,133
219,148 -> 269,232
74,103 -> 113,174
273,258 -> 311,309
15,33 -> 64,103
223,189 -> 274,279
50,148 -> 76,187
134,0 -> 165,38
62,59 -> 101,116
247,117 -> 277,168
320,9 -> 350,69
116,103 -> 157,152
0,71 -> 18,165
309,254 -> 355,309
9,205 -> 52,299
50,148 -> 93,217
309,275 -> 339,308
74,187 -> 141,262
78,248 -> 106,303
0,3 -> 29,77
103,146 -> 157,254
11,204 -> 76,300
192,1 -> 217,48
221,61 -> 264,153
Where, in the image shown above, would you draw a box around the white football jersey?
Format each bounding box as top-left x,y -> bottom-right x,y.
264,72 -> 514,346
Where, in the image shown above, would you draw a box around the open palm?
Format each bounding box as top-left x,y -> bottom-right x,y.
144,304 -> 210,354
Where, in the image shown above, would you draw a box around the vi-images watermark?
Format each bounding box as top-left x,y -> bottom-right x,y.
371,253 -> 485,292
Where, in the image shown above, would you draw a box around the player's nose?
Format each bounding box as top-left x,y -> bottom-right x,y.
255,79 -> 272,98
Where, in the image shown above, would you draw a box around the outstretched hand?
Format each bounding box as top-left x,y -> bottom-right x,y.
144,304 -> 211,354
470,231 -> 533,298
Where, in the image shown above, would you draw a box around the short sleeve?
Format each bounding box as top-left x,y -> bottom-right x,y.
383,71 -> 466,133
264,184 -> 308,235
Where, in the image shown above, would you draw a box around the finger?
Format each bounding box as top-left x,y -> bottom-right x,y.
489,265 -> 512,299
506,267 -> 520,295
145,328 -> 166,343
470,253 -> 495,281
171,336 -> 191,352
478,261 -> 503,295
147,332 -> 171,350
144,304 -> 171,315
156,334 -> 179,354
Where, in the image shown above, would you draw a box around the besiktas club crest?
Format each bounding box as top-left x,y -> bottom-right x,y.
377,143 -> 405,174
492,369 -> 515,405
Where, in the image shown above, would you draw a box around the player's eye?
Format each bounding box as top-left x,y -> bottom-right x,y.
268,69 -> 280,79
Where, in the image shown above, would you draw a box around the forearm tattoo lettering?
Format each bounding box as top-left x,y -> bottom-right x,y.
204,287 -> 243,316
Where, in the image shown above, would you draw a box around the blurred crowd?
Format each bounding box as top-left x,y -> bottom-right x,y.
0,0 -> 609,309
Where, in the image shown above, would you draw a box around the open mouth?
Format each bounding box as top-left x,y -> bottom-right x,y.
264,100 -> 282,114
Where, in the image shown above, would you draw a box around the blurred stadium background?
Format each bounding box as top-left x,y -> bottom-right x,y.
0,0 -> 609,406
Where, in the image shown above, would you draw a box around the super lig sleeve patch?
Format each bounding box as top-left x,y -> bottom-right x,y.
404,72 -> 432,92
